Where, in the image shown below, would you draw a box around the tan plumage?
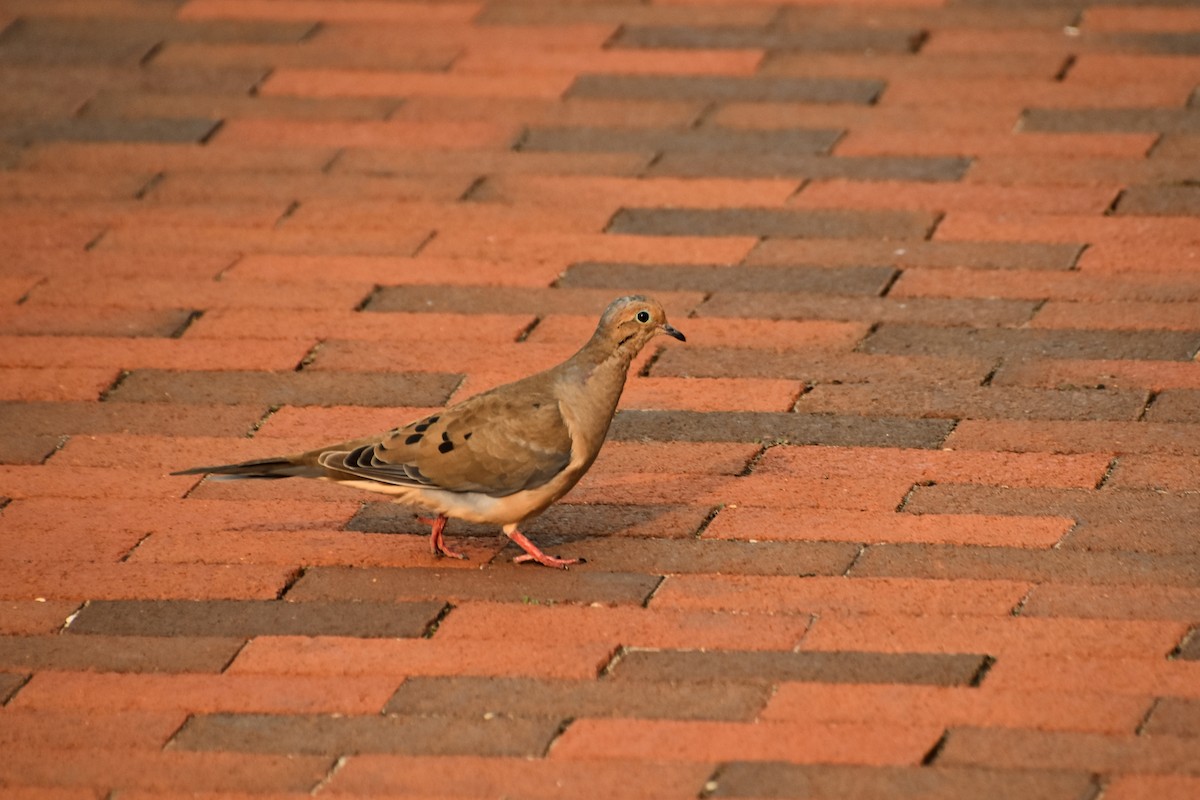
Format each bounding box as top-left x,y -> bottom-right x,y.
173,295 -> 686,568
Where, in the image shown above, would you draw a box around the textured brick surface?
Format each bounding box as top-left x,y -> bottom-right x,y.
3,0 -> 1198,795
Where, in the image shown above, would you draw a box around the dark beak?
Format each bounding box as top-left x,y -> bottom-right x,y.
661,323 -> 686,342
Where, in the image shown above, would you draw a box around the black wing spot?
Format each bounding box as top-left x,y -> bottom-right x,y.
405,434 -> 423,445
438,441 -> 454,454
441,431 -> 451,442
428,415 -> 440,423
464,432 -> 472,440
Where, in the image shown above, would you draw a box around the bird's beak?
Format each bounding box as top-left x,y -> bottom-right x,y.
661,323 -> 686,342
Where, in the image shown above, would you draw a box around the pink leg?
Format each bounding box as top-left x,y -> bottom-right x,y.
505,524 -> 581,569
417,515 -> 466,560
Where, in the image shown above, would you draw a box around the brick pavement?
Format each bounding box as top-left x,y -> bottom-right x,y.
1,0 -> 1199,797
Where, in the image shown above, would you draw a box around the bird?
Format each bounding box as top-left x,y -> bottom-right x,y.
173,295 -> 686,569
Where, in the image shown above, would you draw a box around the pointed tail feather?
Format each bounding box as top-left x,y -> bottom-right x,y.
171,457 -> 316,480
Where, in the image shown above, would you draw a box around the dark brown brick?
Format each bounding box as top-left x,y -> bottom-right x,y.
649,152 -> 971,182
651,347 -> 992,384
697,293 -> 1036,326
348,502 -> 709,541
0,434 -> 61,465
366,285 -> 703,317
287,566 -> 662,606
66,599 -> 447,639
1144,697 -> 1200,736
1019,583 -> 1200,623
519,127 -> 841,155
613,25 -> 922,53
0,401 -> 264,438
749,239 -> 1084,271
0,307 -> 197,337
559,263 -> 897,296
567,74 -> 883,104
1145,390 -> 1200,423
609,410 -> 954,448
711,762 -> 1095,800
0,117 -> 221,145
608,208 -> 939,240
85,91 -> 400,122
0,634 -> 243,673
862,325 -> 1200,361
172,712 -> 559,757
797,383 -> 1146,421
936,727 -> 1200,774
106,369 -> 460,407
850,543 -> 1200,587
542,538 -> 861,577
1021,108 -> 1200,135
1177,627 -> 1200,661
1115,186 -> 1200,216
610,649 -> 988,685
0,672 -> 26,705
385,676 -> 769,721
0,17 -> 161,65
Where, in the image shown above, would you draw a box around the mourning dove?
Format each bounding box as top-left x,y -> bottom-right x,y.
173,295 -> 686,568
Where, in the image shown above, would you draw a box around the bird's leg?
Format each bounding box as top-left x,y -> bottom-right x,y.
417,514 -> 466,560
503,524 -> 581,569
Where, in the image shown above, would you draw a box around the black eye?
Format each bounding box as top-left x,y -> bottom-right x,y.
636,310 -> 650,323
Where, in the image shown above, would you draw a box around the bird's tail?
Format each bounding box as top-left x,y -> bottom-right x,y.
171,457 -> 316,480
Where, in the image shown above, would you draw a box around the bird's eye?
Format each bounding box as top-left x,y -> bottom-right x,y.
636,310 -> 650,323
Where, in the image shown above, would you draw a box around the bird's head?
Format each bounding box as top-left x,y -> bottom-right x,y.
597,295 -> 687,354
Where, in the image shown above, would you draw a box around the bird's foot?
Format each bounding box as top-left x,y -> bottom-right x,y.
418,514 -> 467,561
505,526 -> 582,569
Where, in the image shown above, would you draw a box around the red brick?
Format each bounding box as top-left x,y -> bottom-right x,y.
1104,775 -> 1200,800
147,171 -> 476,204
325,755 -> 710,799
0,335 -> 312,371
0,749 -> 330,794
801,614 -> 1184,659
0,465 -> 195,502
1022,584 -> 1200,621
761,683 -> 1149,735
836,130 -> 1156,158
0,367 -> 117,402
311,20 -> 617,52
1068,54 -> 1200,86
704,507 -> 1072,548
420,230 -> 758,265
11,671 -> 397,715
1032,301 -> 1200,332
0,171 -> 151,201
619,376 -> 799,412
433,601 -> 810,652
1078,241 -> 1200,273
215,118 -> 518,149
946,420 -> 1200,455
335,146 -> 650,178
1107,455 -> 1200,491
756,445 -> 1111,489
984,654 -> 1200,698
0,561 -> 297,601
1083,7 -> 1200,31
392,96 -> 704,128
95,224 -> 432,257
264,68 -> 572,100
0,600 -> 79,634
452,47 -> 763,76
0,709 -> 185,750
224,255 -> 561,289
549,718 -> 940,765
226,635 -> 615,680
285,198 -> 614,236
652,575 -> 1029,616
179,0 -> 480,23
936,213 -> 1200,247
997,359 -> 1200,392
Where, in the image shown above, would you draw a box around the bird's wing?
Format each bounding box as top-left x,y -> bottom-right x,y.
315,381 -> 573,497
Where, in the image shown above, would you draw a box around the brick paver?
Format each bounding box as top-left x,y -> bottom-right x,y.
2,0 -> 1199,797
